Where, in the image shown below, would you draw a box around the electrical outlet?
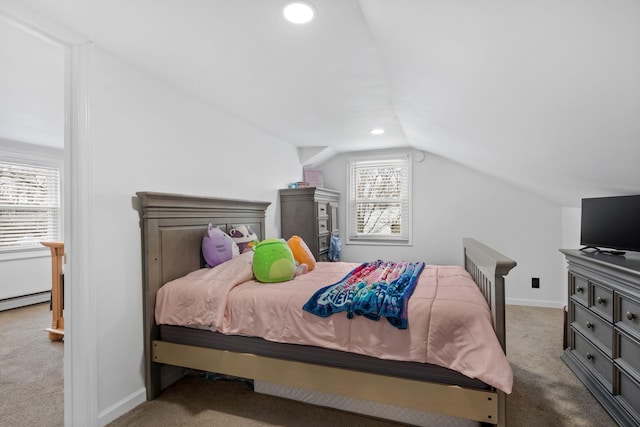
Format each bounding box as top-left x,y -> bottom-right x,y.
532,277 -> 540,289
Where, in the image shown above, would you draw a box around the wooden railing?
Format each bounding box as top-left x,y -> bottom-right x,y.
41,241 -> 64,341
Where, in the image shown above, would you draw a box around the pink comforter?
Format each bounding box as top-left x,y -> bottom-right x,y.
155,252 -> 513,393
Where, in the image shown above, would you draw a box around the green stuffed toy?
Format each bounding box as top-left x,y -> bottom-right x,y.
252,238 -> 296,283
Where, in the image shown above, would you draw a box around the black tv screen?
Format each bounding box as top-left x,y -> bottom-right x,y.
580,195 -> 640,253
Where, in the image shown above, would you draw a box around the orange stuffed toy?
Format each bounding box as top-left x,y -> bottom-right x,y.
287,235 -> 316,272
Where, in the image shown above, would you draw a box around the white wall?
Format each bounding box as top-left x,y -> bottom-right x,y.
88,47 -> 302,424
321,149 -> 566,308
0,253 -> 51,300
561,207 -> 581,250
561,207 -> 582,304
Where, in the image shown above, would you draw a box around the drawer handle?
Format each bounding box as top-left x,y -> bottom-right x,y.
597,296 -> 606,305
586,322 -> 593,329
627,311 -> 636,321
586,353 -> 594,361
576,286 -> 584,293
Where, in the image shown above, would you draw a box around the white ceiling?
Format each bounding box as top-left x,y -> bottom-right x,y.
2,0 -> 640,207
0,15 -> 64,148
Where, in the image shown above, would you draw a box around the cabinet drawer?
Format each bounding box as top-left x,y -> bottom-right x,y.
572,303 -> 613,356
617,293 -> 640,340
617,331 -> 640,378
590,281 -> 613,322
572,330 -> 613,391
316,203 -> 328,218
616,368 -> 640,423
571,274 -> 588,306
318,219 -> 329,235
317,252 -> 328,262
318,235 -> 330,252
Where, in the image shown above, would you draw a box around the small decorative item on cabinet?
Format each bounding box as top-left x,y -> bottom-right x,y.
303,166 -> 324,187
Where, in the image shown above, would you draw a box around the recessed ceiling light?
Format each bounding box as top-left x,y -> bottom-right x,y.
370,128 -> 385,135
283,2 -> 316,24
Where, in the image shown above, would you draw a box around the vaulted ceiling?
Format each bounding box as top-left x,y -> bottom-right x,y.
2,0 -> 640,206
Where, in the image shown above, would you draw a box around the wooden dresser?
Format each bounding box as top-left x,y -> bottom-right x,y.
279,187 -> 340,262
561,249 -> 640,426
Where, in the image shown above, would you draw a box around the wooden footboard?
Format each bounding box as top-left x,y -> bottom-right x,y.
463,238 -> 517,427
463,238 -> 516,353
137,192 -> 516,426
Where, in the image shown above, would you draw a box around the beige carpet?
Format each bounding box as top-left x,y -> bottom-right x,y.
0,303 -> 618,426
505,306 -> 616,427
0,302 -> 64,427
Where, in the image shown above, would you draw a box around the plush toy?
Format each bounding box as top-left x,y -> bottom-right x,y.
287,235 -> 316,271
328,234 -> 341,262
229,225 -> 258,254
252,238 -> 296,283
202,224 -> 239,268
294,261 -> 309,276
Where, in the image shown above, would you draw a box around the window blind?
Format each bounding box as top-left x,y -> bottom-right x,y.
348,156 -> 411,242
0,162 -> 60,250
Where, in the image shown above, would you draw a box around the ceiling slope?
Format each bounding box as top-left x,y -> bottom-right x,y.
360,0 -> 640,206
5,0 -> 640,206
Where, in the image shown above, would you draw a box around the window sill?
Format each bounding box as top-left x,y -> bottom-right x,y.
346,238 -> 412,247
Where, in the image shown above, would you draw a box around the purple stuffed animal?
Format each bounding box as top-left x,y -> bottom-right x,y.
202,224 -> 239,268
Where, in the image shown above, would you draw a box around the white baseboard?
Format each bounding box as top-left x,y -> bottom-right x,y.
506,298 -> 564,309
97,387 -> 146,426
0,291 -> 50,312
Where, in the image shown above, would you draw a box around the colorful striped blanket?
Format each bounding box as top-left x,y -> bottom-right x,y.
302,260 -> 425,329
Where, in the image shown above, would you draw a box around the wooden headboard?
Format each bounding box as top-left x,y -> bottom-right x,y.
136,191 -> 270,397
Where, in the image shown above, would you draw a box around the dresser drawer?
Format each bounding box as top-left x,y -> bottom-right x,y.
318,235 -> 330,252
572,302 -> 613,356
616,367 -> 640,423
617,331 -> 640,378
571,274 -> 588,306
617,293 -> 640,340
590,281 -> 613,322
316,202 -> 328,218
317,219 -> 329,235
572,330 -> 613,391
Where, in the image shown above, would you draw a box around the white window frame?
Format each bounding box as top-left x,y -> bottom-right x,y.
346,153 -> 412,245
0,140 -> 63,260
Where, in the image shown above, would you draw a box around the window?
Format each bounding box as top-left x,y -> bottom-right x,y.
347,154 -> 411,244
0,160 -> 61,252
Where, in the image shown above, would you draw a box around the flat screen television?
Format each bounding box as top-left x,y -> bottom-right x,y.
580,195 -> 640,254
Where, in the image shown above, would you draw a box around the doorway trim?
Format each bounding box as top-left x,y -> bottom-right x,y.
0,3 -> 96,426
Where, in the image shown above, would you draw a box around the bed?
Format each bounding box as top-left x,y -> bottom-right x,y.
136,191 -> 517,426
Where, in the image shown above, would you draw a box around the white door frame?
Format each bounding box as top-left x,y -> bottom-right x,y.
0,3 -> 96,426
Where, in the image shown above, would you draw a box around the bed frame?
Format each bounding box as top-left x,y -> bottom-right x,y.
136,191 -> 517,426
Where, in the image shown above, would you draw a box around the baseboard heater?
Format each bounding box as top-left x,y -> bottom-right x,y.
0,291 -> 51,312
